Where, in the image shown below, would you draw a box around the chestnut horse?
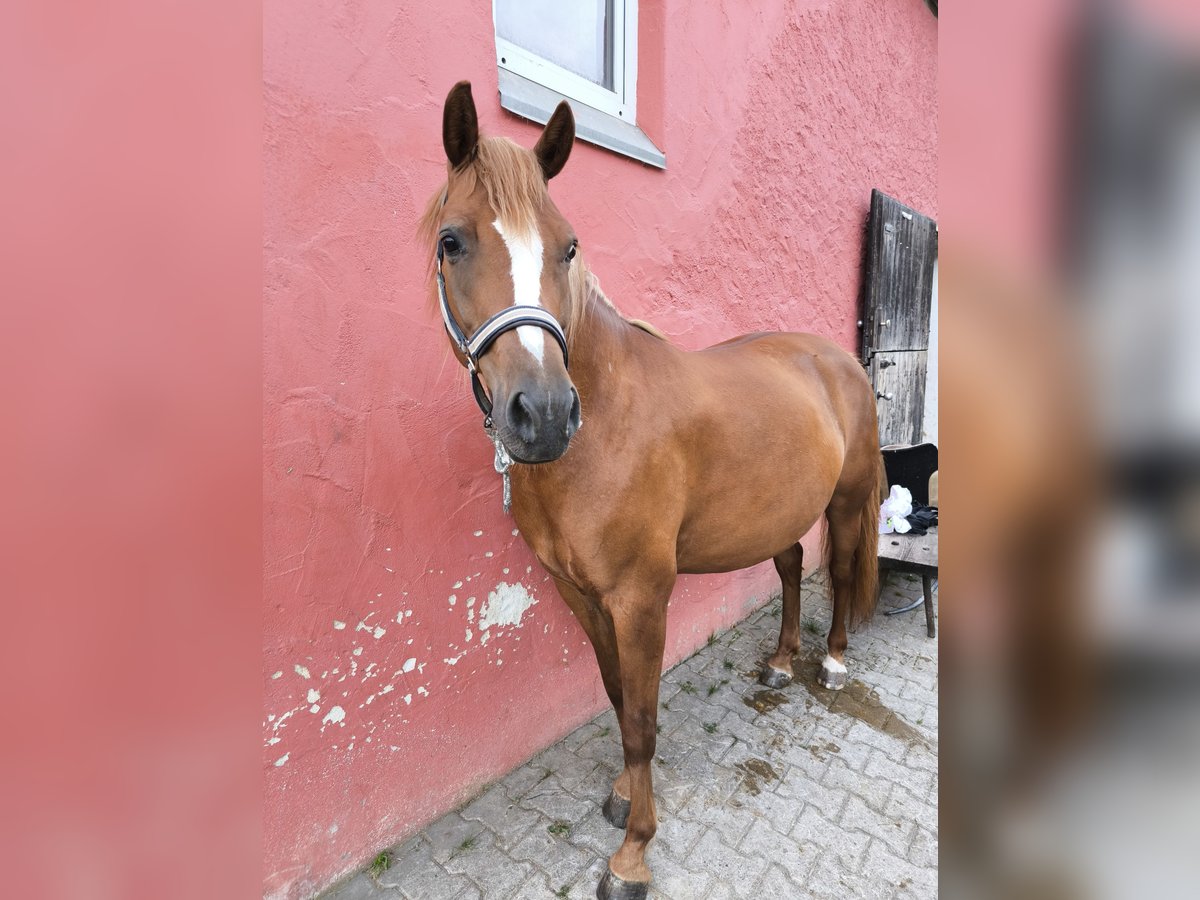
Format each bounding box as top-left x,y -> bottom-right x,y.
422,82 -> 884,900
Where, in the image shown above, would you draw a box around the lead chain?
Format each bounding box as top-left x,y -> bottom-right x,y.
484,424 -> 514,515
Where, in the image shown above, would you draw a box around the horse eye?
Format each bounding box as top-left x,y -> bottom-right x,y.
565,241 -> 577,262
440,234 -> 461,255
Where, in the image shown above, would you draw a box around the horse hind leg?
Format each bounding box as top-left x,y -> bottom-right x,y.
819,476 -> 882,690
760,543 -> 804,688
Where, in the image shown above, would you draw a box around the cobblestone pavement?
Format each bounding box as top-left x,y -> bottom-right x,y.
322,571 -> 938,900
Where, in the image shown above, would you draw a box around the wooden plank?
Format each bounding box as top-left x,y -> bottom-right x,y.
878,529 -> 938,572
871,350 -> 928,446
860,189 -> 938,361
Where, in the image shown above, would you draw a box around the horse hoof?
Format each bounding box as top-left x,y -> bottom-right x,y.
601,789 -> 630,829
759,665 -> 792,689
597,867 -> 649,900
818,655 -> 847,691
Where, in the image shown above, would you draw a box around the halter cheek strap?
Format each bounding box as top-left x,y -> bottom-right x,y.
435,241 -> 569,423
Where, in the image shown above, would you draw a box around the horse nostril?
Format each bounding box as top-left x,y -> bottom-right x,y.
507,391 -> 540,443
566,388 -> 581,438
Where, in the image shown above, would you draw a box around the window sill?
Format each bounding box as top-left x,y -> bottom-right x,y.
497,69 -> 666,170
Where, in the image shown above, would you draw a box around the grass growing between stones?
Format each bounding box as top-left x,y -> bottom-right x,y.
367,851 -> 392,879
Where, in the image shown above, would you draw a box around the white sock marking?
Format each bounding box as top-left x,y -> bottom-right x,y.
492,219 -> 545,365
822,655 -> 847,674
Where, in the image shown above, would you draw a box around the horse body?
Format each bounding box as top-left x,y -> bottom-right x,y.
425,82 -> 883,900
514,297 -> 872,582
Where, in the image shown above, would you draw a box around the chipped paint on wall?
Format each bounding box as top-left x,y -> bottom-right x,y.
477,581 -> 537,632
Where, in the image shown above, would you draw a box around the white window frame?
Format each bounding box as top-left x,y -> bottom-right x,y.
494,0 -> 637,122
492,0 -> 664,169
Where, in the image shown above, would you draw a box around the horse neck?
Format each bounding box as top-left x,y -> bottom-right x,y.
567,276 -> 646,412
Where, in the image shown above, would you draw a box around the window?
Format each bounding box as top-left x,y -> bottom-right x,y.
493,0 -> 664,168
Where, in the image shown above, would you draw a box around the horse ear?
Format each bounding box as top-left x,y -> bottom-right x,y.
534,100 -> 575,180
442,81 -> 479,169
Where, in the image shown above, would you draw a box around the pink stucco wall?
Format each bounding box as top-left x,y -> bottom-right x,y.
263,1 -> 937,897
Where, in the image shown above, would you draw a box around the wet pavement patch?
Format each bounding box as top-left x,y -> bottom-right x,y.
797,648 -> 929,748
804,739 -> 842,762
734,757 -> 781,795
743,689 -> 790,714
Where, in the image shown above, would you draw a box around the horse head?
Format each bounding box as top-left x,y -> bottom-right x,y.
429,81 -> 583,464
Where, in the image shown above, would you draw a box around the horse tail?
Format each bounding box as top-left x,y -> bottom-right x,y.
848,452 -> 886,628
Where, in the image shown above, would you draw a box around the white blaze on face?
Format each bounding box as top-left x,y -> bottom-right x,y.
492,218 -> 546,365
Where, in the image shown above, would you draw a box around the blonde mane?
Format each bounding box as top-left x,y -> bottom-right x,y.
418,136 -> 666,346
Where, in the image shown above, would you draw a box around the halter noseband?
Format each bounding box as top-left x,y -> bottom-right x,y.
436,241 -> 569,424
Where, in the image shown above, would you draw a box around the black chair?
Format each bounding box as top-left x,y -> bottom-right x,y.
878,443 -> 938,637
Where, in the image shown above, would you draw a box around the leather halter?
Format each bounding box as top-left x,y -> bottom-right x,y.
436,240 -> 569,424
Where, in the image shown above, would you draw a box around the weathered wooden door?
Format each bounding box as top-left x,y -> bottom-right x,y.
860,189 -> 938,446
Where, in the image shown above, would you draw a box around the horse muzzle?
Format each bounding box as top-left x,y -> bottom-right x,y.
495,382 -> 581,463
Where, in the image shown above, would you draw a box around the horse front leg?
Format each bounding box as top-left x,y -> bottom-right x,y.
597,580 -> 671,900
552,577 -> 632,828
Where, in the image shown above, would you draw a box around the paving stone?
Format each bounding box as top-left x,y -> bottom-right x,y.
319,872 -> 396,900
861,837 -> 939,897
507,823 -> 597,889
803,851 -> 891,900
384,834 -> 429,871
653,803 -> 708,858
319,572 -> 938,900
776,739 -> 834,785
677,786 -> 751,850
573,728 -> 623,768
753,868 -> 801,900
441,835 -> 533,898
532,743 -> 601,795
684,829 -> 768,898
645,848 -> 714,900
840,792 -> 915,859
777,769 -> 847,824
656,769 -> 702,818
727,772 -> 802,836
458,783 -> 542,849
422,813 -> 487,866
916,703 -> 938,732
519,774 -> 594,825
558,721 -> 602,754
717,709 -> 780,747
823,757 -> 893,813
908,825 -> 938,869
566,759 -> 618,807
371,840 -> 459,900
900,678 -> 934,703
869,671 -> 912,704
792,804 -> 868,872
502,761 -> 559,802
660,746 -> 730,792
694,879 -> 738,900
660,687 -> 712,723
655,702 -> 692,740
839,719 -> 905,769
885,783 -> 938,836
737,818 -> 819,885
